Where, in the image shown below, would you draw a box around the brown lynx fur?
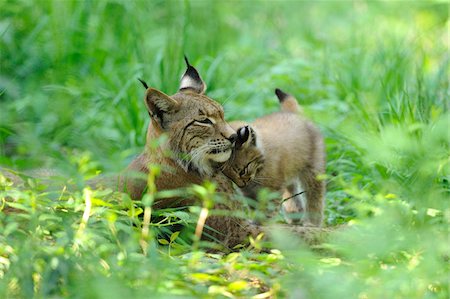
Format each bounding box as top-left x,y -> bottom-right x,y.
120,58 -> 262,248
222,89 -> 326,226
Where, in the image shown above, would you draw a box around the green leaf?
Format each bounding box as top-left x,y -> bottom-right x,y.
91,198 -> 113,207
5,202 -> 31,212
158,239 -> 169,245
127,207 -> 143,217
170,231 -> 180,242
227,280 -> 248,292
172,211 -> 190,221
190,273 -> 223,283
38,214 -> 62,222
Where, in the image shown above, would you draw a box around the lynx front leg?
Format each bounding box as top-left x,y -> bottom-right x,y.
196,176 -> 263,249
203,215 -> 262,250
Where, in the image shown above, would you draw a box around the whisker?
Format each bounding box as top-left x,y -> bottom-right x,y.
220,93 -> 236,108
187,144 -> 210,166
183,144 -> 207,166
249,179 -> 266,186
253,176 -> 273,182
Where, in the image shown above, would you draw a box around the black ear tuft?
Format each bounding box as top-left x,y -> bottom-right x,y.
275,88 -> 289,102
179,56 -> 206,94
184,55 -> 191,67
138,78 -> 149,89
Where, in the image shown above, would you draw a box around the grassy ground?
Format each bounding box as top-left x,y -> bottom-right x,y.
0,1 -> 449,298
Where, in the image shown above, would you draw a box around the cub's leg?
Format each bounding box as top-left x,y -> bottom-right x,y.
299,168 -> 325,226
281,182 -> 305,224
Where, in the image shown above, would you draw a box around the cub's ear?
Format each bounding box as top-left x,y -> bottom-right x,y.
275,88 -> 301,114
236,126 -> 256,149
179,56 -> 206,94
144,88 -> 180,129
275,88 -> 290,102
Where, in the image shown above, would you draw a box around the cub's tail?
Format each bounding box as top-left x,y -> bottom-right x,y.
274,88 -> 303,114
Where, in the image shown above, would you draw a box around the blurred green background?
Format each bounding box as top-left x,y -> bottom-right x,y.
0,0 -> 449,298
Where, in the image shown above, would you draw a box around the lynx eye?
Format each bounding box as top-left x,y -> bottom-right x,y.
195,118 -> 214,126
239,168 -> 246,176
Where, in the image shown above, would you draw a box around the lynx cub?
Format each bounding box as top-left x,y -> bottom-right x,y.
222,89 -> 326,226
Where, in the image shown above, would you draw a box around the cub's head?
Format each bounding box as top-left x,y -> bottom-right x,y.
222,126 -> 264,188
142,57 -> 237,175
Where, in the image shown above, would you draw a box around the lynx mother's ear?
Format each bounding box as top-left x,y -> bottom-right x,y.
138,78 -> 149,89
179,56 -> 207,94
144,88 -> 180,129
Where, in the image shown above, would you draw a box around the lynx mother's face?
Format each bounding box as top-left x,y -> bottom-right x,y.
142,57 -> 237,175
168,92 -> 237,174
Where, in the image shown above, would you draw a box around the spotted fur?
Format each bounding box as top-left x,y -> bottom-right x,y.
121,58 -> 261,249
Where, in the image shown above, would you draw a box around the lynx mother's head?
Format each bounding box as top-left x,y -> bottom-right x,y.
141,57 -> 237,175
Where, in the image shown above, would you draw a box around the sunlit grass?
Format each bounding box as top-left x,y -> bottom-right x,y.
0,0 -> 448,298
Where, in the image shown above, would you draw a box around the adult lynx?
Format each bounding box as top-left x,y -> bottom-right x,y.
121,58 -> 261,248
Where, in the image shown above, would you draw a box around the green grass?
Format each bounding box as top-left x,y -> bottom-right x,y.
0,0 -> 449,298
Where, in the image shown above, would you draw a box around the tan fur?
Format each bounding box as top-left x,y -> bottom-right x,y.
120,62 -> 262,249
222,90 -> 326,226
280,94 -> 302,114
122,90 -> 237,201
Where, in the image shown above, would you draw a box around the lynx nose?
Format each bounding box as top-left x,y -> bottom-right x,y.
228,133 -> 237,144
